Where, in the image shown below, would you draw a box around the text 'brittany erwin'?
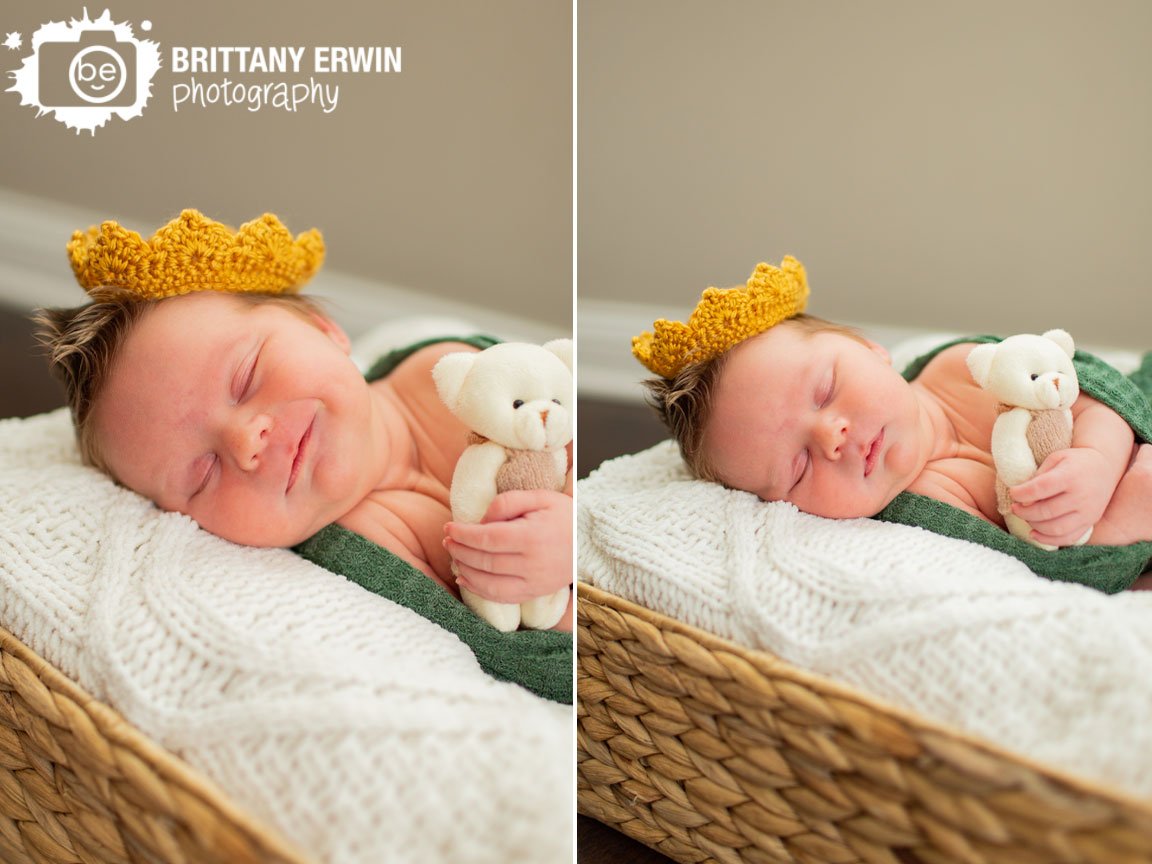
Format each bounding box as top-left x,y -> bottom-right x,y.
170,46 -> 401,75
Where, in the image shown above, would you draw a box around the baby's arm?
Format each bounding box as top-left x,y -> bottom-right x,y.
1089,443 -> 1152,547
1010,394 -> 1136,547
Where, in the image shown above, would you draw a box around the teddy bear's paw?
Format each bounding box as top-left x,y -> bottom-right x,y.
519,588 -> 570,631
461,587 -> 521,632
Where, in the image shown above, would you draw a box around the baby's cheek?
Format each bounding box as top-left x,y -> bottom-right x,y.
886,436 -> 913,475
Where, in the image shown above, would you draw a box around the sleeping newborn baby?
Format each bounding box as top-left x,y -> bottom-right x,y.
36,212 -> 572,631
635,258 -> 1152,584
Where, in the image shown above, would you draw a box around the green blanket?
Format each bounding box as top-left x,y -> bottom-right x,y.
293,335 -> 572,704
875,336 -> 1152,594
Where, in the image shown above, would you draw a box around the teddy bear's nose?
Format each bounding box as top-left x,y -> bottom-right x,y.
1053,377 -> 1061,391
540,409 -> 549,424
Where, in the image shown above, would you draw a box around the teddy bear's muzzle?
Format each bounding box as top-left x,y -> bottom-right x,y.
512,400 -> 570,450
1033,373 -> 1075,409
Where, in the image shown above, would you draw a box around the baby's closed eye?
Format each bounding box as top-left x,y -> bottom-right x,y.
232,345 -> 262,403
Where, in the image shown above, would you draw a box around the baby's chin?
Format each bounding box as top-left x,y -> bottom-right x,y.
190,510 -> 326,549
789,487 -> 901,520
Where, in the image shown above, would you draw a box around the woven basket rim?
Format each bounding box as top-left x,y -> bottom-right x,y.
0,622 -> 315,864
578,580 -> 1152,819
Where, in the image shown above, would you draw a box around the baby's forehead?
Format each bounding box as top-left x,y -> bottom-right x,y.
148,290 -> 250,321
722,324 -> 813,377
122,295 -> 227,356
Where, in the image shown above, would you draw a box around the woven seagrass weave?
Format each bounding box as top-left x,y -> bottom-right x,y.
577,582 -> 1152,864
0,624 -> 313,864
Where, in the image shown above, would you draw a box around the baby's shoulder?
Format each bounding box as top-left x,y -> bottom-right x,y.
386,340 -> 482,383
913,342 -> 981,385
374,340 -> 481,403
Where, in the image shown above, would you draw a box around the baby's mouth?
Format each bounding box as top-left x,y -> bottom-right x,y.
286,417 -> 315,493
864,429 -> 884,477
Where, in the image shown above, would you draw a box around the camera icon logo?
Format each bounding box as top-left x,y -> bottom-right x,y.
39,29 -> 136,107
7,8 -> 161,134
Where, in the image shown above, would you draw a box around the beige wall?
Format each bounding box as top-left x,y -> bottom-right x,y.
580,0 -> 1152,349
1,0 -> 571,329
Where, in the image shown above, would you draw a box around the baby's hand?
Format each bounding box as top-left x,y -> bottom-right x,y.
443,489 -> 572,605
1010,447 -> 1114,547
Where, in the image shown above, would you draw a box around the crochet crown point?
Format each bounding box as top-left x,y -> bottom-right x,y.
66,209 -> 326,301
632,256 -> 809,378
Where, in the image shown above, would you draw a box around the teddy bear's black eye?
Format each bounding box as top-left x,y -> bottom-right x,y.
513,400 -> 524,409
551,399 -> 561,405
1030,374 -> 1039,381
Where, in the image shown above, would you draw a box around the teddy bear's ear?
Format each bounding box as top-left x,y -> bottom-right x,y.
966,343 -> 996,388
542,338 -> 573,372
432,352 -> 476,409
1041,328 -> 1075,359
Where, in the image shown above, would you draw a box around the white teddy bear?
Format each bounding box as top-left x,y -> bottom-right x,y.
432,340 -> 572,631
966,329 -> 1092,550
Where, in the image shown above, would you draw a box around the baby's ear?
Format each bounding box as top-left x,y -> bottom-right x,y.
966,343 -> 996,387
864,338 -> 890,365
432,352 -> 475,410
1041,328 -> 1075,359
311,312 -> 351,354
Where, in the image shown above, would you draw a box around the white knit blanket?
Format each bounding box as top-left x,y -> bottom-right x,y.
0,408 -> 571,862
579,440 -> 1152,801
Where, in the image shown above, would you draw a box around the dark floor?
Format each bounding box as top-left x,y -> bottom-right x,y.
578,814 -> 677,863
1,303 -> 66,418
576,395 -> 667,479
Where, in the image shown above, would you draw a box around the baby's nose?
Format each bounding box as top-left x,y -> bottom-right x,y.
815,415 -> 848,459
229,413 -> 272,470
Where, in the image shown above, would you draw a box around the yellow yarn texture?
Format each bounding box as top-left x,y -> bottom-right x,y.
67,209 -> 325,300
632,256 -> 809,379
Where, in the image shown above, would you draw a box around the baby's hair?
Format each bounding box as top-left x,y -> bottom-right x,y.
33,289 -> 327,472
642,313 -> 868,480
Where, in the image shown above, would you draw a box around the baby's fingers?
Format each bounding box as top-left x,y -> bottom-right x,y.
1011,492 -> 1072,524
444,536 -> 527,580
481,489 -> 558,524
1010,472 -> 1064,508
1021,509 -> 1085,542
444,519 -> 523,554
452,560 -> 537,604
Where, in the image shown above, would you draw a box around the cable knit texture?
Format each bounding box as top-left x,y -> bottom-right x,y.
0,407 -> 572,864
579,438 -> 1152,801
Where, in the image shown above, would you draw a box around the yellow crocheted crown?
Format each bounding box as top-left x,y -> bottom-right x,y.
67,209 -> 325,300
632,256 -> 809,379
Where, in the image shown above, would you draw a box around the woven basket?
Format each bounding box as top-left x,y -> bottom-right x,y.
0,624 -> 312,864
577,582 -> 1152,864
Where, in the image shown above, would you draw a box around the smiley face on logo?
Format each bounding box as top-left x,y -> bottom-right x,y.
68,43 -> 130,104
